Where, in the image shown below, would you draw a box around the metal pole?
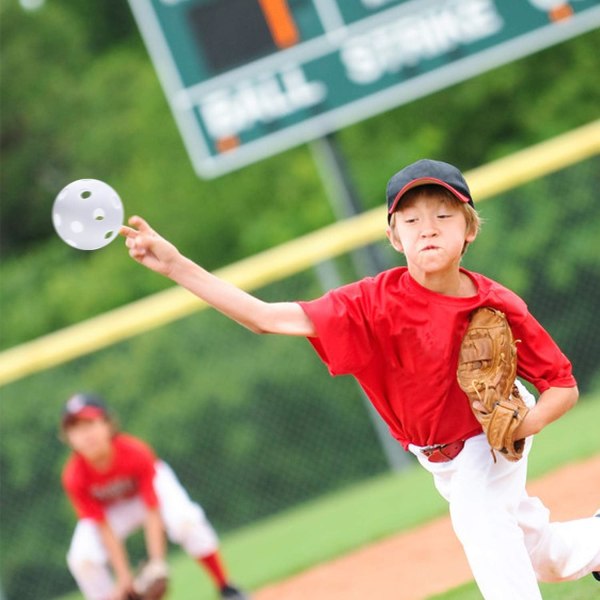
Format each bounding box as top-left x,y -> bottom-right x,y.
309,134 -> 391,276
309,135 -> 412,471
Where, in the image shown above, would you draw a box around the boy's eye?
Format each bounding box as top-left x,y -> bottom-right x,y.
404,217 -> 418,223
437,213 -> 452,219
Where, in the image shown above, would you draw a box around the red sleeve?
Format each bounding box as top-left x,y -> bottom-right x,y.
298,283 -> 374,376
119,436 -> 159,509
512,312 -> 576,393
488,282 -> 576,393
62,458 -> 106,522
137,455 -> 158,509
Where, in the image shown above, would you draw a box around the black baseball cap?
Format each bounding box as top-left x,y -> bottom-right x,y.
386,159 -> 474,223
61,393 -> 109,427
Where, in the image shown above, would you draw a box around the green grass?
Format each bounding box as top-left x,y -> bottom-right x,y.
430,576 -> 600,600
58,395 -> 600,599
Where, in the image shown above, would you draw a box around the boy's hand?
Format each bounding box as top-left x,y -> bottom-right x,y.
120,216 -> 181,277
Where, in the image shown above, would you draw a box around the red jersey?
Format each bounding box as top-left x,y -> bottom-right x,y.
299,267 -> 575,449
62,433 -> 159,522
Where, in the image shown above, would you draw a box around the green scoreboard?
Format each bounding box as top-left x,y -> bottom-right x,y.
128,0 -> 600,178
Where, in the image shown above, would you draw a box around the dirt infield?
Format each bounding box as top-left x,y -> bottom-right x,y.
255,454 -> 600,600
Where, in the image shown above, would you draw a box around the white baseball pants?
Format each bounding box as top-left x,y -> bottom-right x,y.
409,384 -> 600,599
66,461 -> 219,600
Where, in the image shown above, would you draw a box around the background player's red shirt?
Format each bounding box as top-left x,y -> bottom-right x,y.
299,267 -> 575,449
62,433 -> 159,522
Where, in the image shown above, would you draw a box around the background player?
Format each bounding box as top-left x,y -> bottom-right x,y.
60,392 -> 249,600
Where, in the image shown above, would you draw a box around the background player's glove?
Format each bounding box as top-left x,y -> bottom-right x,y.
129,559 -> 169,600
457,307 -> 529,462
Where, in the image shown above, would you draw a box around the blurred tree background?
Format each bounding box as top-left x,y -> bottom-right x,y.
1,1 -> 599,598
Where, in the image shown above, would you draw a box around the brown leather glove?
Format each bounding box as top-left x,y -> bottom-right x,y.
128,559 -> 169,600
457,307 -> 529,462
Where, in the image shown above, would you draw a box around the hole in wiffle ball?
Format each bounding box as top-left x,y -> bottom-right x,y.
104,230 -> 114,239
93,208 -> 105,221
80,190 -> 92,199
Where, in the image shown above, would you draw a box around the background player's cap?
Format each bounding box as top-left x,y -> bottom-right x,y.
61,393 -> 108,427
386,159 -> 474,223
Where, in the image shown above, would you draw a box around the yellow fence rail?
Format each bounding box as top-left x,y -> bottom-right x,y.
1,120 -> 599,387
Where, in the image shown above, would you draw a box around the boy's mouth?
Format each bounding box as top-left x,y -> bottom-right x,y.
421,245 -> 439,252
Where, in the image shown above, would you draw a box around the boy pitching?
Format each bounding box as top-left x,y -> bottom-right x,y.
60,393 -> 248,600
120,159 -> 600,599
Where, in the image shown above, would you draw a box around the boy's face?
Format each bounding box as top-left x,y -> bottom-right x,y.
386,191 -> 476,277
64,417 -> 113,463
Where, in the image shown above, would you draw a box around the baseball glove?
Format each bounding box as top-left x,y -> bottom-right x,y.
457,307 -> 529,462
128,559 -> 169,600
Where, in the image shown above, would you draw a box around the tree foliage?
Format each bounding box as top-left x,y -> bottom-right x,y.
1,2 -> 599,598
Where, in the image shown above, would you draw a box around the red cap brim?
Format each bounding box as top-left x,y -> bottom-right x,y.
62,406 -> 106,426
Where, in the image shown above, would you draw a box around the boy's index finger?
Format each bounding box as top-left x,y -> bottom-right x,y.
127,215 -> 153,232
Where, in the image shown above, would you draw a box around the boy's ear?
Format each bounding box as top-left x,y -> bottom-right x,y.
465,227 -> 477,244
386,226 -> 404,253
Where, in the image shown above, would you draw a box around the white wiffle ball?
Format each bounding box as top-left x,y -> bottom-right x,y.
52,179 -> 124,250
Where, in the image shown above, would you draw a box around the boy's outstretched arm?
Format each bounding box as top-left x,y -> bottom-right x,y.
143,508 -> 166,562
120,216 -> 316,337
97,522 -> 134,600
